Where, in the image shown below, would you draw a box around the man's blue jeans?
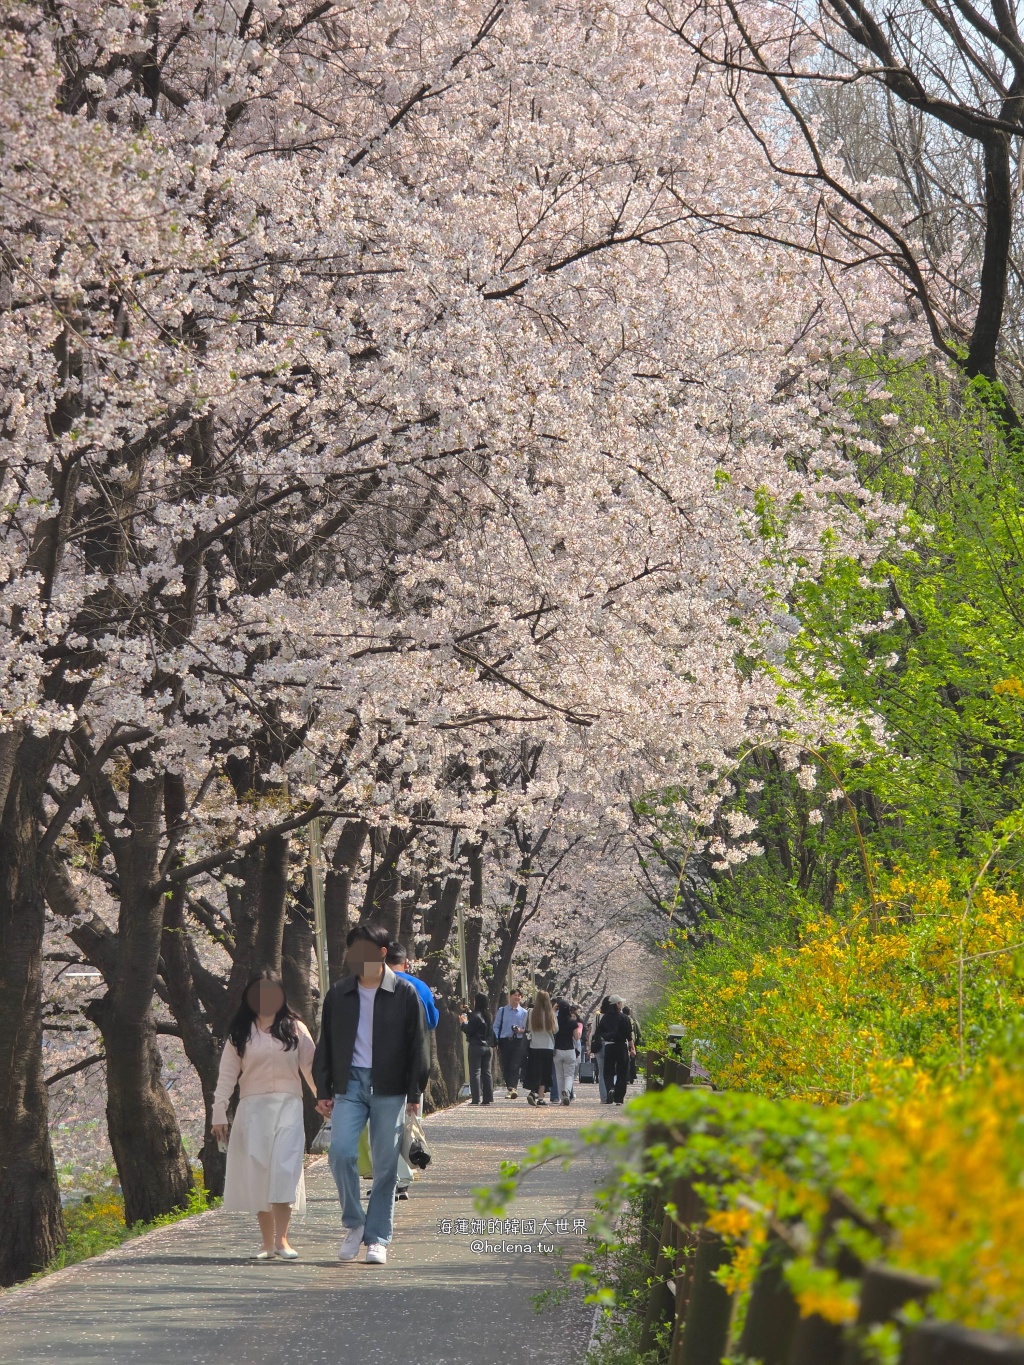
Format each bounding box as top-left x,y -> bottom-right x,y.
329,1067 -> 407,1246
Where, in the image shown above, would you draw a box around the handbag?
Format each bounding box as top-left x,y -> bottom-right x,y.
402,1112 -> 432,1170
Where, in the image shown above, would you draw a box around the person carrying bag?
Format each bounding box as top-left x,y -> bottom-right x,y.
525,991 -> 556,1106
212,972 -> 317,1261
492,988 -> 528,1099
459,993 -> 495,1104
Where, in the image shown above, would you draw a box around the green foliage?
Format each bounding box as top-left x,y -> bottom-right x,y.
585,1196 -> 666,1365
638,361 -> 1024,943
37,1169 -> 217,1279
558,362 -> 1024,1345
788,361 -> 1024,868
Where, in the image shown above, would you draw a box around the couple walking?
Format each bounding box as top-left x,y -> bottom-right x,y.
212,923 -> 430,1264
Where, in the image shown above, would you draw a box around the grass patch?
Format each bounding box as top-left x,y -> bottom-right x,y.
32,1170 -> 218,1280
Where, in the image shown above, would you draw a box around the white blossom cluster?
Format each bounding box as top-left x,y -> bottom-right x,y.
2,0 -> 911,1162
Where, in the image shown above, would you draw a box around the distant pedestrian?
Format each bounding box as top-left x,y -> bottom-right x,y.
459,993 -> 495,1104
553,999 -> 580,1106
313,923 -> 430,1266
493,988 -> 528,1098
602,995 -> 633,1104
591,996 -> 612,1102
212,973 -> 316,1260
623,1005 -> 641,1083
525,990 -> 556,1106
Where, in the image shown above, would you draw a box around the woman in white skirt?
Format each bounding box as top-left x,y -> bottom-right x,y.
212,973 -> 316,1260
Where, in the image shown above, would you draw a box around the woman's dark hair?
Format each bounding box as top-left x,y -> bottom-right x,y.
227,972 -> 300,1057
346,922 -> 390,949
599,995 -> 612,1014
473,992 -> 491,1026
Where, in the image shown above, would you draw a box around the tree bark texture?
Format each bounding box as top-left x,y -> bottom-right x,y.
361,823 -> 416,938
325,819 -> 367,982
86,993 -> 193,1225
0,747 -> 65,1285
92,768 -> 192,1224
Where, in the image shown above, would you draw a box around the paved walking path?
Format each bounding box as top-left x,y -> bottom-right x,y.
0,1083 -> 631,1365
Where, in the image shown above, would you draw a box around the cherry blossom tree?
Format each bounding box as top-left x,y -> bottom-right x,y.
1,0 -> 906,1280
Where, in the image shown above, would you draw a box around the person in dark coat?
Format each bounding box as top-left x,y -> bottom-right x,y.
591,996 -> 612,1101
313,923 -> 430,1266
459,993 -> 495,1104
601,996 -> 633,1104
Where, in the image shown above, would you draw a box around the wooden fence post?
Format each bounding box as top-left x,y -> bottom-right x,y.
639,1202 -> 679,1357
788,1189 -> 888,1365
677,1227 -> 733,1365
646,1049 -> 666,1091
640,1178 -> 699,1358
842,1265 -> 938,1365
665,1057 -> 692,1086
639,1123 -> 672,1267
737,1229 -> 800,1365
786,1307 -> 844,1365
900,1323 -> 1024,1365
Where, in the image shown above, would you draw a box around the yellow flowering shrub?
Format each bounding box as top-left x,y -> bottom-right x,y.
652,874 -> 1024,1101
638,871 -> 1024,1334
42,1171 -> 214,1276
850,1060 -> 1024,1331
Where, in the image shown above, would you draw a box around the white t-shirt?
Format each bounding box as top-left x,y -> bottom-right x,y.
352,983 -> 377,1068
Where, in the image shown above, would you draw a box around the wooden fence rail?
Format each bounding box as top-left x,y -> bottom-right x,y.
635,1050 -> 1024,1365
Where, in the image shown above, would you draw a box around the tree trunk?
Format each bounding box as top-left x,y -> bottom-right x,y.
417,875 -> 464,1106
253,831 -> 289,975
0,749 -> 65,1286
325,819 -> 366,982
157,775 -> 227,1195
94,769 -> 192,1224
398,873 -> 418,947
159,915 -> 225,1195
967,132 -> 1011,383
362,823 -> 415,938
428,1000 -> 464,1110
419,875 -> 463,993
86,995 -> 193,1224
281,894 -> 324,1149
487,901 -> 527,1012
223,824 -> 291,1015
282,894 -> 315,1028
465,840 -> 484,993
465,915 -> 483,996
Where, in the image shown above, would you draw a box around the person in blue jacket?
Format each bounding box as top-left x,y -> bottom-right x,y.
381,942 -> 438,1197
345,941 -> 437,1200
386,942 -> 440,1029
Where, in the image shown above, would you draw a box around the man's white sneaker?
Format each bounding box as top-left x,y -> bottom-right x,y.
338,1225 -> 364,1261
365,1242 -> 387,1265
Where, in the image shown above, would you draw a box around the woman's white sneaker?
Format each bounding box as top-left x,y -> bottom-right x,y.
365,1243 -> 387,1264
338,1225 -> 364,1261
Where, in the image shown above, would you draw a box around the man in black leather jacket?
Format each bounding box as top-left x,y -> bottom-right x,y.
313,923 -> 430,1265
